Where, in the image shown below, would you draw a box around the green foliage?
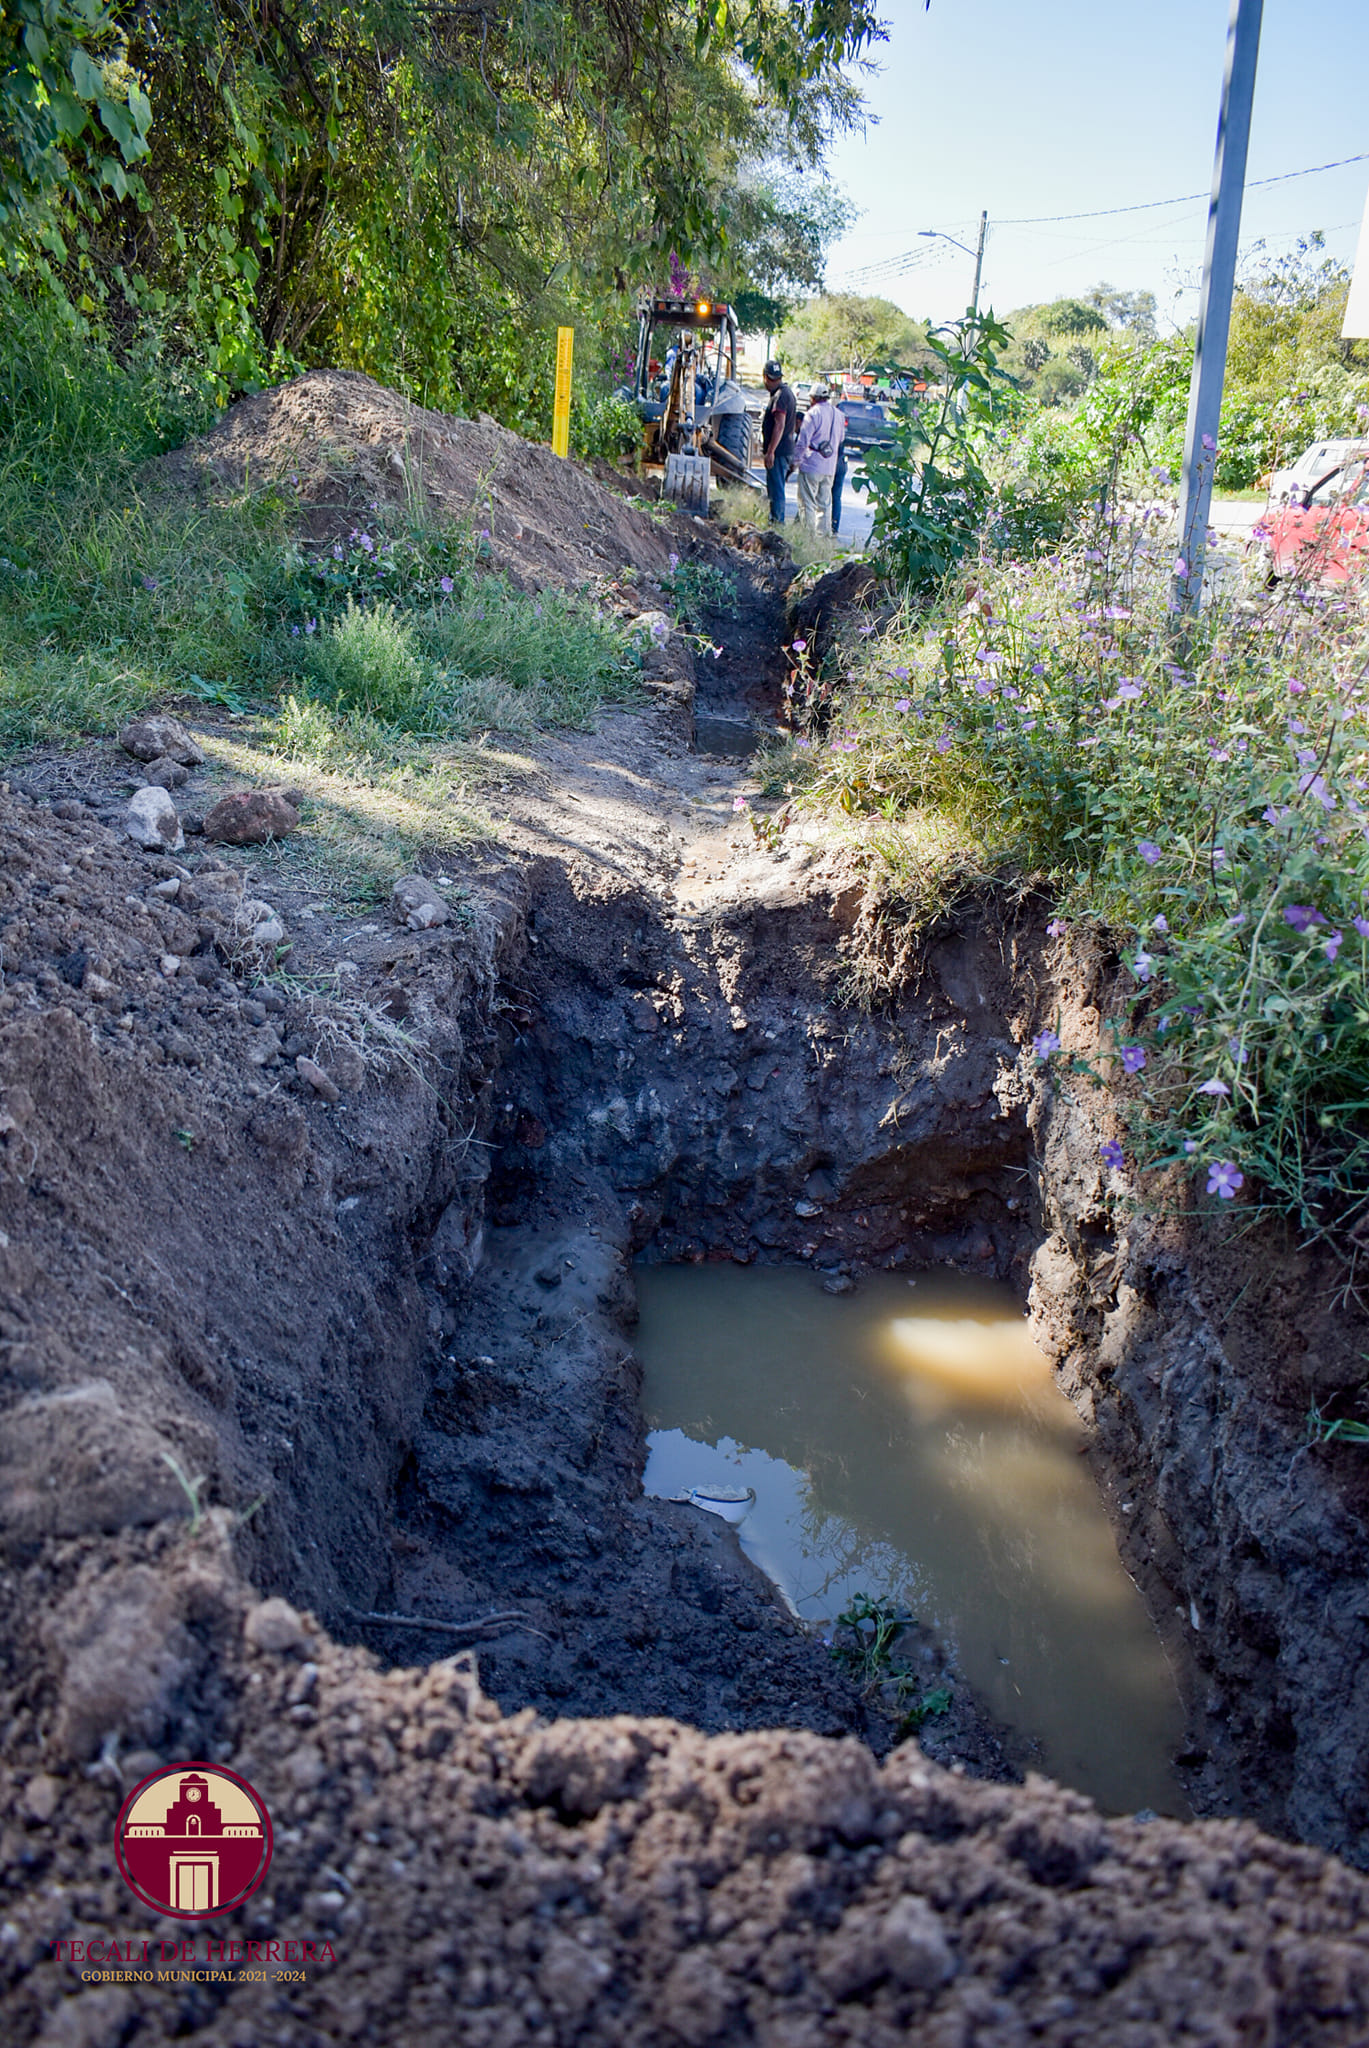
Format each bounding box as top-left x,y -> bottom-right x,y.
862,311 -> 1018,592
777,291 -> 929,381
829,1592 -> 953,1736
805,503 -> 1369,1243
4,0 -> 880,411
0,0 -> 151,283
1305,1401 -> 1369,1448
659,556 -> 740,627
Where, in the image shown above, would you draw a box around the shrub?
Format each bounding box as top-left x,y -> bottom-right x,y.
806,506 -> 1369,1237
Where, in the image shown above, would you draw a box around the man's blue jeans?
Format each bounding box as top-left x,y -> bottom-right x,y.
766,458 -> 788,524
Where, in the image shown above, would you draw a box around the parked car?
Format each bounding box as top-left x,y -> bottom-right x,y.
837,399 -> 895,455
1261,457 -> 1369,585
1267,438 -> 1369,505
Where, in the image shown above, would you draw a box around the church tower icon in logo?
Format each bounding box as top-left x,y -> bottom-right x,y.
116,1764 -> 272,1917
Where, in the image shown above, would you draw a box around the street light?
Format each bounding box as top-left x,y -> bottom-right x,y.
918,211 -> 988,316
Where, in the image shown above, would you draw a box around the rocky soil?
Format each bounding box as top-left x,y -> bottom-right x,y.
4,400 -> 1369,2043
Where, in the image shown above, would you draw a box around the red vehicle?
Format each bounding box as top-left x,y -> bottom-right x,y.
1263,457 -> 1369,585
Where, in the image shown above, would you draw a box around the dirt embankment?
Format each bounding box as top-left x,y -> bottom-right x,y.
3,391 -> 1369,2044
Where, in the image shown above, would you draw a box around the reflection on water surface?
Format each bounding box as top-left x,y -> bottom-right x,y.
637,1263 -> 1186,1817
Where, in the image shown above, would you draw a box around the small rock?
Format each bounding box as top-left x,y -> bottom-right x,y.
143,755 -> 190,790
247,1029 -> 282,1067
203,790 -> 300,845
21,1773 -> 60,1824
822,1273 -> 855,1296
119,715 -> 205,766
152,877 -> 180,899
794,1199 -> 823,1219
296,1056 -> 340,1103
51,800 -> 85,820
182,812 -> 206,835
159,954 -> 181,978
534,1265 -> 563,1289
392,875 -> 451,930
244,1597 -> 309,1655
162,1028 -> 199,1066
126,786 -> 184,853
252,915 -> 286,947
84,973 -> 117,1000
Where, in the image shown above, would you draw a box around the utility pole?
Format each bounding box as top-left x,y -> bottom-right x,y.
1172,0 -> 1263,618
970,210 -> 987,319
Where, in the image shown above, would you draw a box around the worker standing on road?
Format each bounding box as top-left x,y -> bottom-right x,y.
761,360 -> 797,525
794,383 -> 841,536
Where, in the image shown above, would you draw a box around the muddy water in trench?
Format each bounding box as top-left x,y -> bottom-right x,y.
638,1264 -> 1187,1818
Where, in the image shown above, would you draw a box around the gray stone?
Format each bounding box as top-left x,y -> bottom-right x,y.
244,1597 -> 309,1655
125,787 -> 184,853
143,755 -> 190,790
118,715 -> 205,767
392,875 -> 452,931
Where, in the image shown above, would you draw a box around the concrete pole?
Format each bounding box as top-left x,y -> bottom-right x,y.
1172,0 -> 1263,617
970,212 -> 987,319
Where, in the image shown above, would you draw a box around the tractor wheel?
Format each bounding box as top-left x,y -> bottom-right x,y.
714,410 -> 751,472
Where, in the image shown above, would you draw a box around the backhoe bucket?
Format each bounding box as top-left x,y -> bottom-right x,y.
662,453 -> 711,512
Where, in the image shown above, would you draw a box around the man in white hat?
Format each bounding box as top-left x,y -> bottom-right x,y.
793,383 -> 844,536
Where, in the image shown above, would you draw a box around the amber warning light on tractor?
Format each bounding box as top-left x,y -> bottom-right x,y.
650,298 -> 728,320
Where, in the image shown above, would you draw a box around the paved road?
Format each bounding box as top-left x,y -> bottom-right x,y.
751,460 -> 875,552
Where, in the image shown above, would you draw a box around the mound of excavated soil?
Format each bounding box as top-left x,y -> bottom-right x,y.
155,368 -> 678,592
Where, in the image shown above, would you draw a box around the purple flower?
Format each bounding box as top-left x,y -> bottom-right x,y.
1099,1139 -> 1126,1170
1173,557 -> 1188,578
1354,916 -> 1369,939
1201,432 -> 1217,452
894,697 -> 911,713
1045,918 -> 1067,938
1032,1029 -> 1061,1059
1206,1159 -> 1243,1199
1132,948 -> 1156,983
935,735 -> 952,755
141,575 -> 157,592
669,551 -> 680,572
1196,1078 -> 1231,1097
1152,913 -> 1169,934
732,796 -> 749,812
304,617 -> 316,636
440,575 -> 454,595
480,528 -> 491,540
1119,1044 -> 1147,1075
974,677 -> 995,698
790,638 -> 807,654
1283,904 -> 1322,933
891,666 -> 910,681
1288,679 -> 1306,696
1137,840 -> 1162,865
1325,929 -> 1343,962
358,533 -> 374,553
1227,1038 -> 1247,1063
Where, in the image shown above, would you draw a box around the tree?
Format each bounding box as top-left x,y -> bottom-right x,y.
4,0 -> 888,414
777,292 -> 930,381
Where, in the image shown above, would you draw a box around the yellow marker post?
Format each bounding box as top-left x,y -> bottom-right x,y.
552,326 -> 574,457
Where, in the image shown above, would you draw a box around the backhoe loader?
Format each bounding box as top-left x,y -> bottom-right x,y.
621,293 -> 754,511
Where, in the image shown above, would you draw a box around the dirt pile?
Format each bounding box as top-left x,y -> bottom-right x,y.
8,1550 -> 1369,2047
154,368 -> 681,593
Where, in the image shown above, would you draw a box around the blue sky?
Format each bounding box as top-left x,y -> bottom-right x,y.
821,0 -> 1369,327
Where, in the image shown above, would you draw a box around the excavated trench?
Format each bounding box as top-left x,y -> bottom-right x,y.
213,549 -> 1369,1870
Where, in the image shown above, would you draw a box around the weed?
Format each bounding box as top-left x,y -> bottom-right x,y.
1305,1400 -> 1369,1447
803,497 -> 1369,1241
829,1591 -> 954,1736
159,1450 -> 208,1536
659,556 -> 740,627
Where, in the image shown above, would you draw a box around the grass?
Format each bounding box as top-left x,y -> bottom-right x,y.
0,304 -> 641,801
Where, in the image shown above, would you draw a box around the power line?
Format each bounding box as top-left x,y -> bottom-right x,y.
834,150 -> 1369,289
997,148 -> 1369,226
